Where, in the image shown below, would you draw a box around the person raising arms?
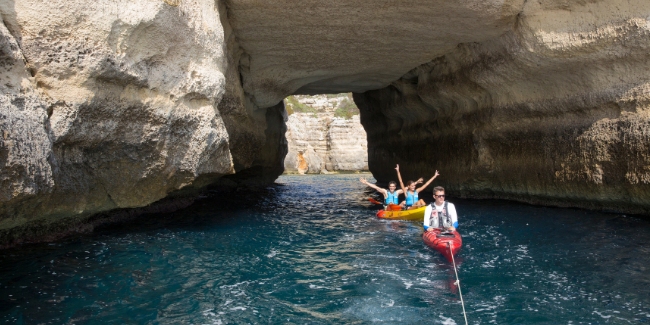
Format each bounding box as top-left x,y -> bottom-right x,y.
395,164 -> 440,210
359,177 -> 403,207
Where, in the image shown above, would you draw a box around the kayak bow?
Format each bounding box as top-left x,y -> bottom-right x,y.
423,229 -> 462,262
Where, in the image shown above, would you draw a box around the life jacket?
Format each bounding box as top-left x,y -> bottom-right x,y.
406,191 -> 418,206
427,201 -> 452,229
385,190 -> 399,205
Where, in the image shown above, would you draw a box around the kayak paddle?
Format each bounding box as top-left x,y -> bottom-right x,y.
368,198 -> 383,205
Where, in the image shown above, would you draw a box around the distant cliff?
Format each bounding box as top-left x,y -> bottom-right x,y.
284,95 -> 368,174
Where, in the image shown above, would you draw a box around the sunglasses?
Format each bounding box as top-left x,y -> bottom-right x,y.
434,195 -> 446,198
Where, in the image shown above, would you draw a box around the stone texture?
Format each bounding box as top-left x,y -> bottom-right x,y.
217,2 -> 288,182
355,1 -> 650,214
0,0 -> 286,244
284,111 -> 367,174
224,0 -> 526,108
284,94 -> 367,174
0,21 -> 54,219
1,0 -> 650,245
326,115 -> 368,172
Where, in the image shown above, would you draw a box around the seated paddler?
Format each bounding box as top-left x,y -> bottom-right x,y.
359,177 -> 403,207
395,164 -> 440,210
424,186 -> 458,232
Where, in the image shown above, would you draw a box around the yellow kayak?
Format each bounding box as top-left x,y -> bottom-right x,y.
376,206 -> 426,221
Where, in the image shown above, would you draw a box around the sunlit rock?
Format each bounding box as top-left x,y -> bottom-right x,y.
0,0 -> 285,244
284,95 -> 368,174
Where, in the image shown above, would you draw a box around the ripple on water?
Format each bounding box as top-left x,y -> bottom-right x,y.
0,174 -> 649,324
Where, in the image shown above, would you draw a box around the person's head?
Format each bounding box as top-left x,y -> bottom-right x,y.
388,181 -> 397,192
406,180 -> 416,191
433,186 -> 446,204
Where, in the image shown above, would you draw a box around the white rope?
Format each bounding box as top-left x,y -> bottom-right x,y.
449,243 -> 468,325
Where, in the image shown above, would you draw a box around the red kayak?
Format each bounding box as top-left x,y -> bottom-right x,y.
423,229 -> 462,262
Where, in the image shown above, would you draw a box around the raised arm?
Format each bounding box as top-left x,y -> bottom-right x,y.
360,177 -> 387,198
395,164 -> 407,194
416,170 -> 440,193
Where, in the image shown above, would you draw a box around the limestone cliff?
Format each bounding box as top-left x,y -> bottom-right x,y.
284,113 -> 368,174
1,0 -> 650,245
283,94 -> 367,174
0,0 -> 286,245
223,0 -> 650,213
355,2 -> 650,214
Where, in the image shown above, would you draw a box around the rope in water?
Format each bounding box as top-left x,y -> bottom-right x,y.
449,243 -> 468,325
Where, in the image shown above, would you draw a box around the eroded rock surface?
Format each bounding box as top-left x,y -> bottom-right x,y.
0,21 -> 53,219
0,0 -> 286,244
285,113 -> 368,174
1,0 -> 650,245
225,0 -> 526,108
355,1 -> 650,213
284,94 -> 367,174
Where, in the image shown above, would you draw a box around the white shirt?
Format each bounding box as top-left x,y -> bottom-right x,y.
423,201 -> 458,229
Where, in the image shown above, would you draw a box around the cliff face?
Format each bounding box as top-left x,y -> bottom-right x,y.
355,2 -> 650,213
1,0 -> 650,244
0,0 -> 286,244
283,94 -> 367,174
284,113 -> 368,174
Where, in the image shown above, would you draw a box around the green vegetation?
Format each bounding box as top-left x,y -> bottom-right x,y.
285,96 -> 316,115
284,93 -> 359,119
334,96 -> 359,119
285,104 -> 294,115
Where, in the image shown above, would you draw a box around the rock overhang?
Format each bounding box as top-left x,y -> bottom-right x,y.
225,0 -> 526,107
1,0 -> 650,246
223,0 -> 650,213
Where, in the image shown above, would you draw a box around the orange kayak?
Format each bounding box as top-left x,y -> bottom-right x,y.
376,206 -> 426,221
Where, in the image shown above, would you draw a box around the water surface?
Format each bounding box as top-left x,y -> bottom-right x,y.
1,174 -> 649,324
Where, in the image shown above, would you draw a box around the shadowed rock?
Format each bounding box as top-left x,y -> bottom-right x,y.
1,0 -> 650,245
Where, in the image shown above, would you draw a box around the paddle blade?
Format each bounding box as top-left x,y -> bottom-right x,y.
368,198 -> 382,205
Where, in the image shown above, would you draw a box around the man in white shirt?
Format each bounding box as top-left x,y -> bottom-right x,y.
423,186 -> 458,232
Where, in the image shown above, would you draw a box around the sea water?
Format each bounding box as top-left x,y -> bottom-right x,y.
0,174 -> 649,324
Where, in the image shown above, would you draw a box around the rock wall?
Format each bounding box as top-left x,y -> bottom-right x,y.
1,0 -> 650,245
355,1 -> 650,214
0,0 -> 286,245
284,113 -> 368,174
223,0 -> 527,108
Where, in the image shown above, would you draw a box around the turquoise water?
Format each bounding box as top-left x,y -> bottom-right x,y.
1,174 -> 649,324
